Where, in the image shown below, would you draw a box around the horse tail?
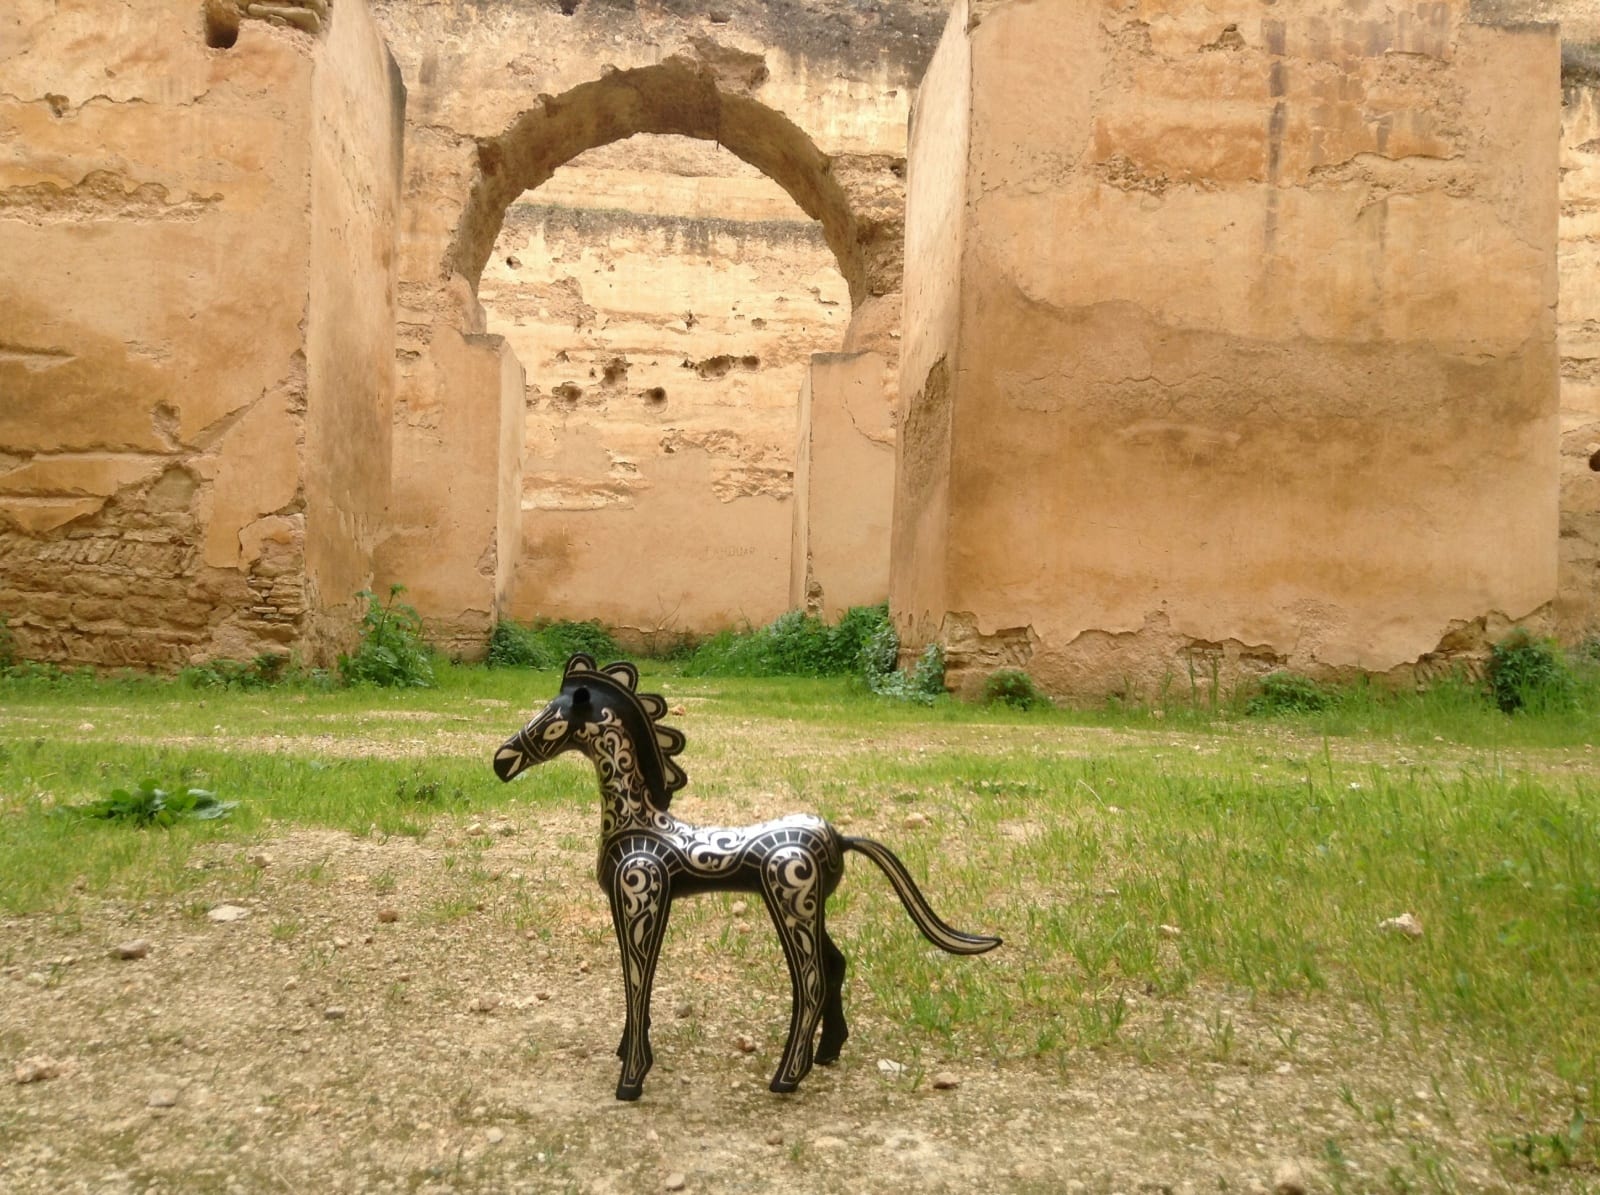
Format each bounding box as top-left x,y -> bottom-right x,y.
842,836 -> 1002,955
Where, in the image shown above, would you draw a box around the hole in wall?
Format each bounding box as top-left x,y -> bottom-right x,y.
557,0 -> 579,14
553,382 -> 583,402
1590,449 -> 1600,472
644,387 -> 666,404
203,0 -> 240,49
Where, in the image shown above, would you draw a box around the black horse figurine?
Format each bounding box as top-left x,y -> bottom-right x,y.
493,653 -> 1002,1100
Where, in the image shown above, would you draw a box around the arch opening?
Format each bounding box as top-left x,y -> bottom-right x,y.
446,57 -> 871,308
478,131 -> 851,642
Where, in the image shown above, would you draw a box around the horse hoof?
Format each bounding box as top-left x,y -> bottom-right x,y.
616,1082 -> 644,1101
768,1077 -> 799,1094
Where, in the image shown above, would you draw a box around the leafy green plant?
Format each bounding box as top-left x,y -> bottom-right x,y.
1245,670 -> 1335,716
56,778 -> 236,827
980,668 -> 1048,711
1487,630 -> 1575,714
864,628 -> 946,705
684,604 -> 892,678
488,618 -> 618,669
1495,1109 -> 1589,1174
0,613 -> 15,673
179,653 -> 290,691
339,585 -> 435,688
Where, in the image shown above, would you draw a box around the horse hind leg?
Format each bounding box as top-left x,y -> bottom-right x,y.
761,845 -> 828,1094
607,852 -> 673,1101
814,926 -> 849,1066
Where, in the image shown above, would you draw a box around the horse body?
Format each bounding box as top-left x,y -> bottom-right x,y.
494,653 -> 1000,1100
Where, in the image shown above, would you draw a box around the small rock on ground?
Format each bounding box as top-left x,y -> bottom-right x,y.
1379,912 -> 1424,939
931,1071 -> 960,1090
207,904 -> 249,923
664,1172 -> 687,1191
148,1089 -> 178,1109
112,939 -> 150,960
14,1056 -> 61,1084
1272,1159 -> 1308,1195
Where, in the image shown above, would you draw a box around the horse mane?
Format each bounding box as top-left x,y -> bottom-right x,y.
562,653 -> 688,808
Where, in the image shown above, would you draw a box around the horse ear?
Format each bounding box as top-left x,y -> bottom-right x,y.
564,653 -> 597,676
602,661 -> 639,691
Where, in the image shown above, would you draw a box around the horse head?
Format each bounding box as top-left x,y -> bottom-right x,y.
493,654 -> 602,782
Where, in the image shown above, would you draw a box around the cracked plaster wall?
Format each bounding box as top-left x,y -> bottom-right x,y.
0,0 -> 400,668
895,0 -> 1561,698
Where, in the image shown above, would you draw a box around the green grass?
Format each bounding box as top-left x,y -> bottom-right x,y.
2,662 -> 1599,1178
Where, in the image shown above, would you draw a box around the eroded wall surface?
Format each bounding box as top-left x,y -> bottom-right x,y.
790,351 -> 897,619
369,0 -> 932,643
0,1 -> 399,669
896,0 -> 1560,697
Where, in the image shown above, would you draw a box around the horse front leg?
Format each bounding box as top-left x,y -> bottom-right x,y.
761,845 -> 828,1093
607,851 -> 673,1100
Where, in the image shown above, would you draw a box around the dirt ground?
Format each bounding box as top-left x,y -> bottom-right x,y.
2,711 -> 1592,1193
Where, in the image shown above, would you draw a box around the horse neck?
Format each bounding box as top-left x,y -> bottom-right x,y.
585,708 -> 671,838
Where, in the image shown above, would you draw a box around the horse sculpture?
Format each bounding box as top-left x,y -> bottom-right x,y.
492,653 -> 1002,1100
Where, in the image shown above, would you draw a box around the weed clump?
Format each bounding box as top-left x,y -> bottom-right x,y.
489,618 -> 619,669
1244,671 -> 1335,716
684,604 -> 889,678
0,614 -> 14,672
180,653 -> 290,691
339,585 -> 435,688
1487,630 -> 1576,714
56,778 -> 236,827
860,615 -> 946,705
981,668 -> 1049,711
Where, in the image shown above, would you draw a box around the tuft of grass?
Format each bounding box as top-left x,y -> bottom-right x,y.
179,653 -> 293,691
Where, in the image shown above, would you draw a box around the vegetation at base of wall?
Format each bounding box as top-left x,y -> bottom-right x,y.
487,618 -> 619,670
682,604 -> 891,679
1243,670 -> 1336,716
178,653 -> 295,691
0,614 -> 14,672
1486,629 -> 1577,714
980,668 -> 1049,711
337,585 -> 436,688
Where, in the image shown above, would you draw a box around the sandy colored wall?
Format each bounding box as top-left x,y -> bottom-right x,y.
896,0 -> 1560,697
790,352 -> 897,619
369,0 -> 930,645
1558,81 -> 1600,639
891,0 -> 972,649
0,0 -> 399,670
304,0 -> 406,656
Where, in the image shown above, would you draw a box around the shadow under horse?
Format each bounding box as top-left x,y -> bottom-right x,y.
493,653 -> 1002,1100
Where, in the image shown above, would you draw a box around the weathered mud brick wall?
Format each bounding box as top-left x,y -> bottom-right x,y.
893,0 -> 1561,698
790,352 -> 897,619
1554,3 -> 1600,639
368,0 -> 934,644
0,0 -> 401,668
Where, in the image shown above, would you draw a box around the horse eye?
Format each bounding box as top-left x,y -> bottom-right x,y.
542,720 -> 567,741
